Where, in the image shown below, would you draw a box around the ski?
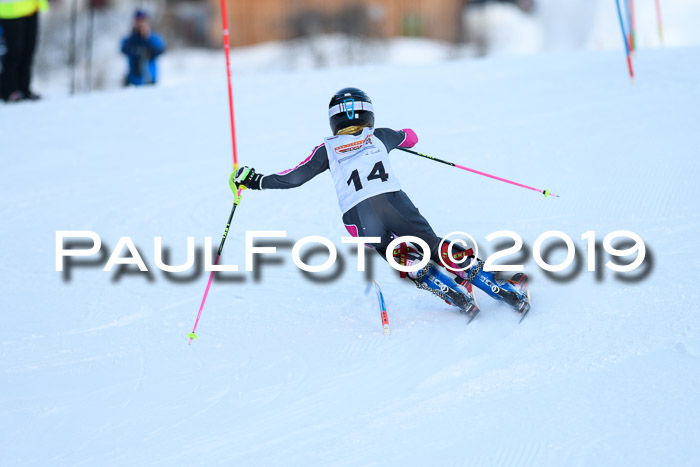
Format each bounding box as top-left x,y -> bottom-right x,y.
517,288 -> 532,323
465,294 -> 481,323
509,273 -> 531,323
452,275 -> 481,323
366,280 -> 391,335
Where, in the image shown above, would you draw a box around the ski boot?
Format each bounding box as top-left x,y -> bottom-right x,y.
393,242 -> 480,321
405,255 -> 480,322
467,259 -> 531,321
430,261 -> 480,324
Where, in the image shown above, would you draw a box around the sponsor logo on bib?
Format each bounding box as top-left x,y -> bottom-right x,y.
335,134 -> 373,155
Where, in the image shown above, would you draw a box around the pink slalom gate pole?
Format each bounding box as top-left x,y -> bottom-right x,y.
220,0 -> 239,169
655,0 -> 664,44
629,0 -> 636,52
398,147 -> 559,198
188,0 -> 242,344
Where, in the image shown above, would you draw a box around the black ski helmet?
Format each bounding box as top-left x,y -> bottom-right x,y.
328,87 -> 375,135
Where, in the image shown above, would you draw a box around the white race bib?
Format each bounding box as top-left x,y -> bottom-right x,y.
324,127 -> 401,213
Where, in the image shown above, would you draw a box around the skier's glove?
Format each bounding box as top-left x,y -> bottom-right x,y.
230,166 -> 263,191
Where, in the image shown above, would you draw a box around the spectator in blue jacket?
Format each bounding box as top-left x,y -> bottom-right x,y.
121,9 -> 165,86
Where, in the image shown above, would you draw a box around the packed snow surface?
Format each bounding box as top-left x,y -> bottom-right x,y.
2,47 -> 700,466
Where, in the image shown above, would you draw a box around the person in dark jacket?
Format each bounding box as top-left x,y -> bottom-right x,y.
0,0 -> 48,102
120,9 -> 165,86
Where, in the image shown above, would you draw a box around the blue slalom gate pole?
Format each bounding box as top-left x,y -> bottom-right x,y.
615,0 -> 635,79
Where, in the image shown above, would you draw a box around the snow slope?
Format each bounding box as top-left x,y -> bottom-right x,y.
2,47 -> 700,466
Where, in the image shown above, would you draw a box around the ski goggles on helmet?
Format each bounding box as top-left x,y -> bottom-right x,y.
328,99 -> 375,120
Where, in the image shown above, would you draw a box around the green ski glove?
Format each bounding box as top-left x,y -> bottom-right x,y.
230,166 -> 262,191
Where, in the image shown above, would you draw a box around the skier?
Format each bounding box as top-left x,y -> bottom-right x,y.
230,87 -> 530,321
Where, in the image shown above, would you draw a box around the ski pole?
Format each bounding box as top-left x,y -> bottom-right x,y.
397,147 -> 559,198
188,191 -> 242,344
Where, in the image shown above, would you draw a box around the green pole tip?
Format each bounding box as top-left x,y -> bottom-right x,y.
543,189 -> 550,198
187,332 -> 198,340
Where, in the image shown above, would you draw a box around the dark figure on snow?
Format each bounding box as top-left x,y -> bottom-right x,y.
0,0 -> 47,102
121,9 -> 166,86
230,88 -> 532,322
